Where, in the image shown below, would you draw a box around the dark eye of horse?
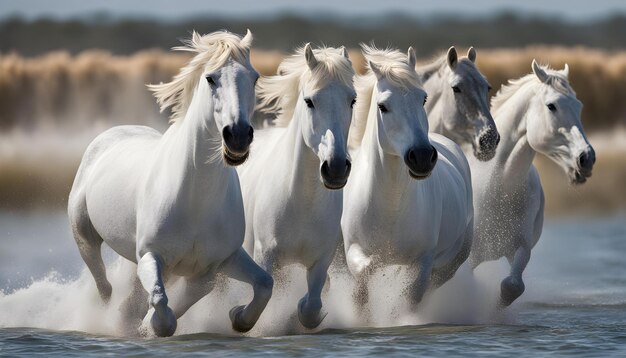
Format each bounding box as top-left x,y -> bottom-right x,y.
304,98 -> 314,109
351,98 -> 357,108
452,86 -> 461,93
547,103 -> 557,112
378,104 -> 388,113
488,85 -> 493,92
254,77 -> 259,86
423,96 -> 428,106
206,76 -> 216,86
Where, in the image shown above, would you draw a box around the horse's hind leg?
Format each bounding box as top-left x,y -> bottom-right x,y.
500,245 -> 530,307
298,254 -> 333,329
69,197 -> 112,303
137,252 -> 177,337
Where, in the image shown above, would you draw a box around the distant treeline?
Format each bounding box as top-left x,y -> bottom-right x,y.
3,13 -> 626,56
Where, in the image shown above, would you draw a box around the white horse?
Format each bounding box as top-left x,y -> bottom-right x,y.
469,60 -> 596,306
343,45 -> 474,308
418,46 -> 499,161
238,44 -> 355,328
68,30 -> 273,336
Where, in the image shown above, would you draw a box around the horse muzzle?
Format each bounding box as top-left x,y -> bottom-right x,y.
474,128 -> 500,162
571,146 -> 596,185
222,123 -> 254,166
320,159 -> 351,190
405,145 -> 438,180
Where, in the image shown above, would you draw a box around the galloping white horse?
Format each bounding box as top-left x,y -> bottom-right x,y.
68,30 -> 273,336
343,45 -> 473,307
418,46 -> 499,161
469,60 -> 596,306
238,44 -> 355,328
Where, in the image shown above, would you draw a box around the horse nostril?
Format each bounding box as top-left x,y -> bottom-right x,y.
247,126 -> 254,143
578,153 -> 587,168
408,149 -> 417,164
345,159 -> 352,176
495,134 -> 501,145
222,126 -> 233,144
430,145 -> 438,165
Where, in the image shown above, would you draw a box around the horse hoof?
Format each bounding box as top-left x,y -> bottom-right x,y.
500,276 -> 525,307
229,305 -> 254,333
298,297 -> 326,329
150,305 -> 177,337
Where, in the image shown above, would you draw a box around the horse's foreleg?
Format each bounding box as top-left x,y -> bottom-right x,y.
220,247 -> 273,333
298,254 -> 333,329
137,252 -> 177,337
118,274 -> 148,335
168,272 -> 216,319
345,243 -> 372,312
408,253 -> 434,307
500,246 -> 530,307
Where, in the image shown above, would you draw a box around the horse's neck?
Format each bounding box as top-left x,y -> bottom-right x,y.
422,63 -> 450,136
492,87 -> 537,186
157,100 -> 230,203
277,110 -> 325,201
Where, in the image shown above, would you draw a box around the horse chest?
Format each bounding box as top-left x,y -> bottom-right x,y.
353,195 -> 439,261
259,194 -> 342,260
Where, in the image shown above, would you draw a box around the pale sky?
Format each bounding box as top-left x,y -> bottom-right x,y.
1,0 -> 626,21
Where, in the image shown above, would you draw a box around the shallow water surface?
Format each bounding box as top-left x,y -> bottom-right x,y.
1,212 -> 625,356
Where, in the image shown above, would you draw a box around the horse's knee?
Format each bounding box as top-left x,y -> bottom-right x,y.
500,276 -> 525,307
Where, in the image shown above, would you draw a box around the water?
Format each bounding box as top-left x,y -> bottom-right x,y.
1,211 -> 625,356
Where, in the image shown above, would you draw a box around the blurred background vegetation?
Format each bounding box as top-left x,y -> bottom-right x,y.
0,12 -> 625,214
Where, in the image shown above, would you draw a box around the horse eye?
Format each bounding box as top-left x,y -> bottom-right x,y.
351,98 -> 357,108
378,104 -> 388,113
488,85 -> 493,92
423,96 -> 428,106
254,76 -> 259,86
452,86 -> 461,93
206,76 -> 216,86
547,103 -> 557,112
304,98 -> 314,109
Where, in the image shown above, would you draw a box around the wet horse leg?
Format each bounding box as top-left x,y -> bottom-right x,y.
408,253 -> 434,307
137,252 -> 177,337
220,248 -> 274,333
500,245 -> 530,307
298,254 -> 333,329
168,271 -> 216,319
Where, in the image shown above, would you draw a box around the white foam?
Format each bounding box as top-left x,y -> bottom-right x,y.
0,255 -> 514,337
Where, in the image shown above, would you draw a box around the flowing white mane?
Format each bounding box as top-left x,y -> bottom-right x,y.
148,30 -> 252,123
256,46 -> 355,127
491,65 -> 574,115
348,44 -> 421,149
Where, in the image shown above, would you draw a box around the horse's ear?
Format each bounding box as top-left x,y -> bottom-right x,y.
240,29 -> 253,49
407,46 -> 417,69
340,46 -> 350,60
562,63 -> 570,78
467,46 -> 477,63
532,59 -> 550,83
447,46 -> 458,69
369,61 -> 383,81
304,43 -> 318,70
